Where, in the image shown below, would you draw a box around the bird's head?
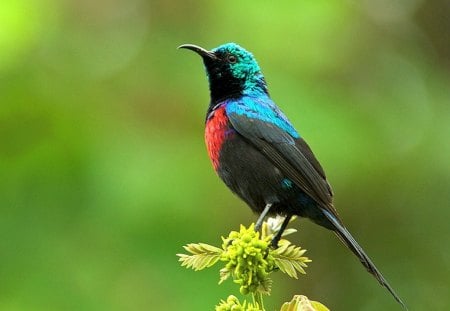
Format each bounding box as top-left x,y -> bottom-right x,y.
179,43 -> 268,102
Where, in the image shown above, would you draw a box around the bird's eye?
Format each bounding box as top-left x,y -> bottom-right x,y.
227,55 -> 237,63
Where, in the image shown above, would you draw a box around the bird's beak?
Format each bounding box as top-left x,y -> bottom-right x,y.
178,44 -> 218,60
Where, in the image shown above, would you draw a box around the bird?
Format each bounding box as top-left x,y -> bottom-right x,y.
179,42 -> 406,309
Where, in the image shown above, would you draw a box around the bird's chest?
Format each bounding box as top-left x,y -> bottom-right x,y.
205,106 -> 235,170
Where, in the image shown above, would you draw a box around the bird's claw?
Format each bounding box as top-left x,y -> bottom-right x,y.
270,238 -> 280,249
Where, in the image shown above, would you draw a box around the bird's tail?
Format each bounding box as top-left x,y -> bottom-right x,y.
321,209 -> 407,309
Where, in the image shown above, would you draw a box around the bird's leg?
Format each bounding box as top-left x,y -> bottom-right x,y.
255,203 -> 272,231
271,214 -> 292,248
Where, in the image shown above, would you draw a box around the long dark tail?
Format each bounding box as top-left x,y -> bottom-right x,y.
321,209 -> 407,309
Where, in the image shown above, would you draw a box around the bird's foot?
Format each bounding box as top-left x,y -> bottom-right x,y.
254,222 -> 262,232
255,203 -> 273,232
270,237 -> 280,249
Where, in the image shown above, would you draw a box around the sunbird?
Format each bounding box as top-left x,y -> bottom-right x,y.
179,42 -> 405,308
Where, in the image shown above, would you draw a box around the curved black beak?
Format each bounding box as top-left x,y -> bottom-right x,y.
178,44 -> 218,60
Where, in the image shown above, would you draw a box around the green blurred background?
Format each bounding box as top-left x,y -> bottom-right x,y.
1,0 -> 449,310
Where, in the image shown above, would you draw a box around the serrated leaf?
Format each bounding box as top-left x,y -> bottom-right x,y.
291,260 -> 307,275
177,253 -> 221,271
274,258 -> 298,278
183,243 -> 223,255
177,243 -> 223,271
274,241 -> 291,254
272,242 -> 311,279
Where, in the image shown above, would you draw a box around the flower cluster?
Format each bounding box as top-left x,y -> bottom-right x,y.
215,295 -> 262,311
220,224 -> 276,295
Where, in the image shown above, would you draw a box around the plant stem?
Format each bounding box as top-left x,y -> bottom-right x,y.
252,292 -> 265,311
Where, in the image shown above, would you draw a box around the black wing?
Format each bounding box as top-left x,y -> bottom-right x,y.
227,109 -> 337,217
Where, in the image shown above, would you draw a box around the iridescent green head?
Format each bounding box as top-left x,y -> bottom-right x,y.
179,43 -> 268,102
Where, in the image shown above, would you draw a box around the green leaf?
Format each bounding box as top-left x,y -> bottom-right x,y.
177,243 -> 223,271
272,242 -> 311,279
310,301 -> 330,311
280,295 -> 329,311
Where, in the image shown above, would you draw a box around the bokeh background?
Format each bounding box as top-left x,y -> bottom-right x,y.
1,0 -> 449,310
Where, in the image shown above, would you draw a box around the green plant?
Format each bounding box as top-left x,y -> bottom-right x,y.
177,217 -> 329,310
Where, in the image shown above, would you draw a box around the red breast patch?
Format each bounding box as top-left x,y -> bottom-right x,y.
205,106 -> 231,170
